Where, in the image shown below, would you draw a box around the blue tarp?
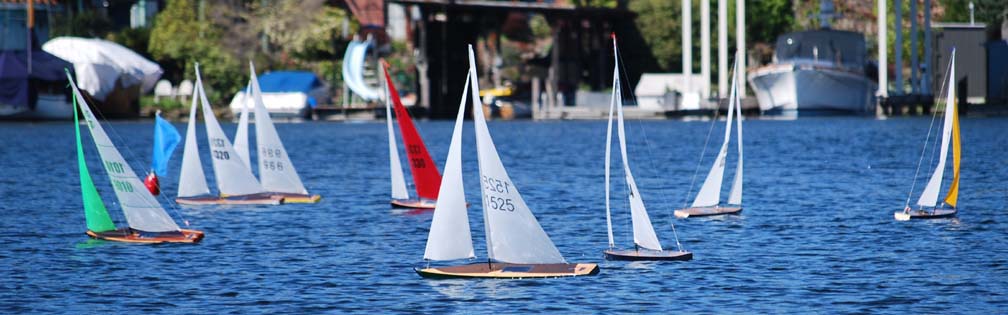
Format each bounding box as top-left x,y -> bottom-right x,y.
0,35 -> 73,108
255,71 -> 322,93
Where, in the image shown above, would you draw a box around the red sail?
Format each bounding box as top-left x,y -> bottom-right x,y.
383,63 -> 442,200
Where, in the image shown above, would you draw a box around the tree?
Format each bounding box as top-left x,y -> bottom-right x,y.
149,0 -> 241,104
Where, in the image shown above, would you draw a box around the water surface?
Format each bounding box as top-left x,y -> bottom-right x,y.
0,117 -> 1005,313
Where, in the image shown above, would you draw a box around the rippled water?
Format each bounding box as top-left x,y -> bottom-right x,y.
1,117 -> 1006,313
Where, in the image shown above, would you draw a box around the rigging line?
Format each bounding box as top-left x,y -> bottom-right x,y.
905,55 -> 953,208
87,87 -> 191,227
86,99 -> 190,227
615,43 -> 683,252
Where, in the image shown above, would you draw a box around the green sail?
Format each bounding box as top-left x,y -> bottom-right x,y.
74,95 -> 116,232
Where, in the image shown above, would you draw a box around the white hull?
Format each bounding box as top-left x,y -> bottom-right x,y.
748,63 -> 876,116
0,93 -> 74,120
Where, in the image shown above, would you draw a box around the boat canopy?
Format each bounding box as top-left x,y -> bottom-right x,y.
773,30 -> 866,68
43,37 -> 163,101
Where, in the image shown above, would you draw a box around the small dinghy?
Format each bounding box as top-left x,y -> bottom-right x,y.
675,54 -> 744,219
175,64 -> 283,205
381,61 -> 442,209
415,46 -> 599,279
895,49 -> 960,221
69,70 -> 203,244
235,63 -> 321,203
602,35 -> 691,262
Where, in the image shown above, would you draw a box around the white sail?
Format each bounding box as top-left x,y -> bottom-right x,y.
195,66 -> 265,196
249,63 -> 309,195
423,71 -> 474,261
917,52 -> 956,208
692,60 -> 738,208
469,46 -> 565,264
384,73 -> 409,200
614,79 -> 663,251
233,82 -> 251,168
69,73 -> 180,232
604,65 -> 616,249
177,78 -> 211,198
727,62 -> 744,206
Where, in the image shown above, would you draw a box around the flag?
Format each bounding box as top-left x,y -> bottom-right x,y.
151,112 -> 181,177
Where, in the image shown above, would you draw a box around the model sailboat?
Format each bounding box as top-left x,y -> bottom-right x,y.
896,49 -> 960,221
675,55 -> 744,218
415,46 -> 599,279
382,60 -> 442,209
244,62 -> 321,203
175,64 -> 283,205
604,36 -> 691,261
70,70 -> 203,243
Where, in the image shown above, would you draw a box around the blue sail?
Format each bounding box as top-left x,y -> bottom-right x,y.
151,112 -> 181,177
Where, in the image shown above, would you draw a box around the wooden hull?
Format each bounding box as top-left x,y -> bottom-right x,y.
271,193 -> 321,204
415,262 -> 599,279
674,206 -> 742,218
604,249 -> 693,261
894,208 -> 957,221
175,193 -> 284,205
86,228 -> 204,244
391,198 -> 437,209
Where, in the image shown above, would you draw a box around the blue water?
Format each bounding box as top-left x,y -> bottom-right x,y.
1,117 -> 1006,313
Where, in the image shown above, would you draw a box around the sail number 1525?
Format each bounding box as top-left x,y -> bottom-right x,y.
482,175 -> 515,212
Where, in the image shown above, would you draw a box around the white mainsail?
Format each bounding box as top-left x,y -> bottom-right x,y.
917,51 -> 956,208
233,82 -> 252,168
384,72 -> 409,200
195,65 -> 265,196
692,60 -> 738,208
249,63 -> 309,195
727,62 -> 744,206
177,77 -> 211,198
604,67 -> 616,249
423,71 -> 474,261
468,46 -> 565,264
614,80 -> 663,251
69,73 -> 180,232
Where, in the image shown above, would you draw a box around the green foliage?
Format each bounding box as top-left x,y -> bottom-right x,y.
574,0 -> 619,8
106,27 -> 152,59
748,0 -> 795,45
51,10 -> 113,38
149,0 -> 241,104
629,0 -> 681,71
941,0 -> 1008,26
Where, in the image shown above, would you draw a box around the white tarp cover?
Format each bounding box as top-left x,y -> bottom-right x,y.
43,37 -> 163,101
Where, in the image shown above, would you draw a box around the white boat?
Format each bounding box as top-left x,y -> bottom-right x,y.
676,54 -> 744,219
747,29 -> 877,116
603,37 -> 691,261
895,49 -> 960,221
240,62 -> 321,203
174,64 -> 283,205
415,45 -> 598,279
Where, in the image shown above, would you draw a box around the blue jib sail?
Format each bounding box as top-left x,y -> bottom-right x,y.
151,112 -> 181,177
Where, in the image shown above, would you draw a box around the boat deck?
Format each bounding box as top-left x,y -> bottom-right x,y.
176,193 -> 284,205
87,228 -> 204,244
674,206 -> 742,218
415,262 -> 599,279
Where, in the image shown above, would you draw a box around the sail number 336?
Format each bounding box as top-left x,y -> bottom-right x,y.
482,175 -> 515,212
